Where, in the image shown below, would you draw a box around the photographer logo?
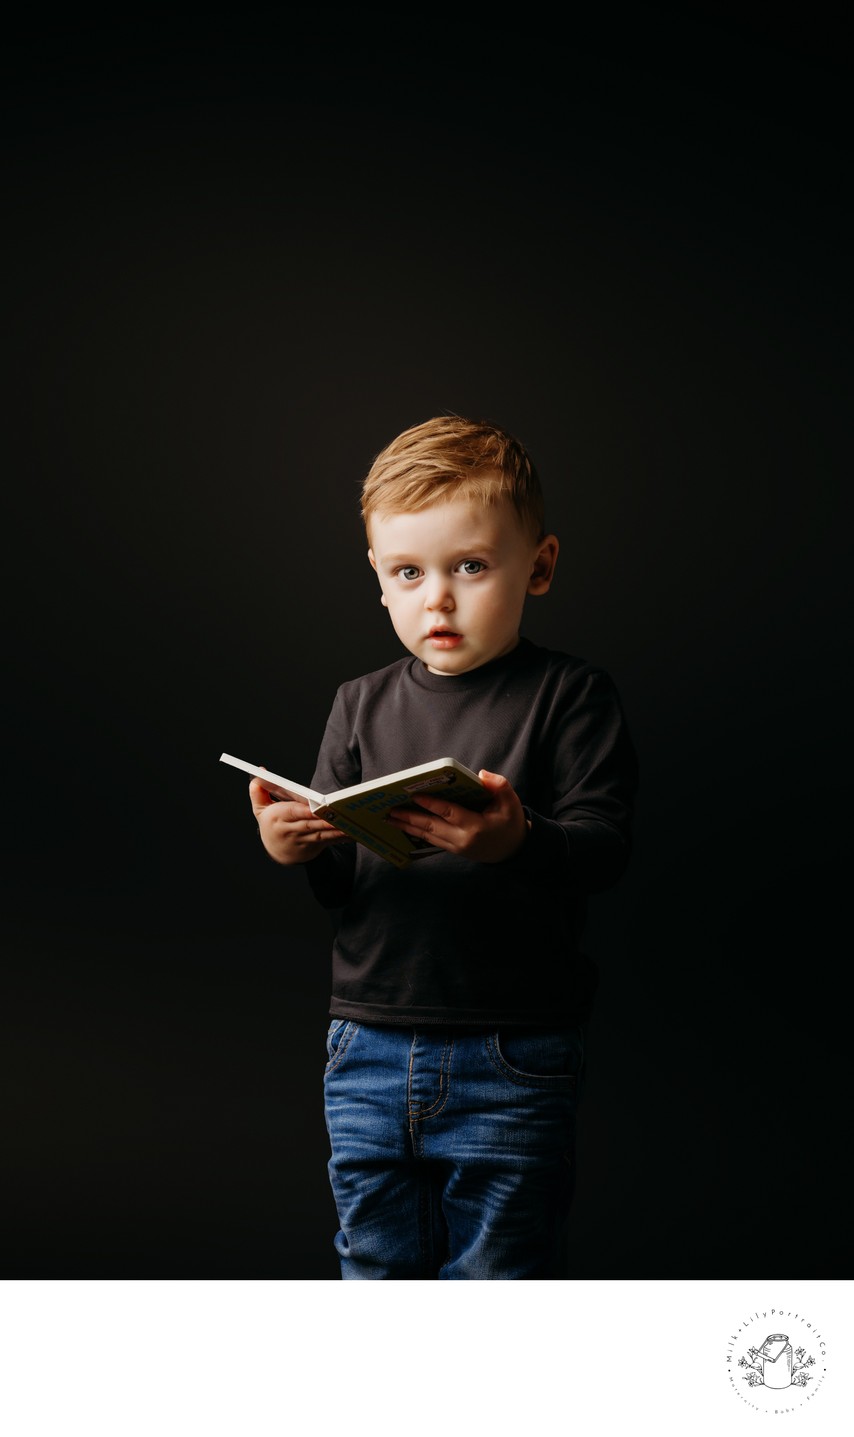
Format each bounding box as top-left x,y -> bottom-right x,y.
725,1308 -> 829,1413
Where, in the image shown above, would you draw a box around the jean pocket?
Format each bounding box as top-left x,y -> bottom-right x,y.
487,1027 -> 583,1089
325,1019 -> 357,1071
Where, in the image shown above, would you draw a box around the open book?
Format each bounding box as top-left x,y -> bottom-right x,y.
220,752 -> 490,868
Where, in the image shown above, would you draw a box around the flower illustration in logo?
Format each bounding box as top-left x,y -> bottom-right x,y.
739,1335 -> 816,1389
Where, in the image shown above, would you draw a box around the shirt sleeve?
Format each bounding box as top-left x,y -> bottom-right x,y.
502,666 -> 638,893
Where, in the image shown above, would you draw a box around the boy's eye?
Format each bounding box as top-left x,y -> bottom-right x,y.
459,560 -> 486,575
398,566 -> 420,581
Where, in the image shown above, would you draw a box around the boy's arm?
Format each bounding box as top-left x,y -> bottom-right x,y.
519,666 -> 638,892
387,668 -> 638,891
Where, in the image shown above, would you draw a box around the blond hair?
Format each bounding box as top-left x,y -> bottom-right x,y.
360,414 -> 545,540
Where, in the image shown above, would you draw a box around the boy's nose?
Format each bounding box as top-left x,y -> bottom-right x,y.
423,579 -> 454,611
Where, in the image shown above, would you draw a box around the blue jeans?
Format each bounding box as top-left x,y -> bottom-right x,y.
323,1020 -> 585,1280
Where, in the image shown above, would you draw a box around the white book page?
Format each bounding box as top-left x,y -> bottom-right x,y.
218,753 -> 323,806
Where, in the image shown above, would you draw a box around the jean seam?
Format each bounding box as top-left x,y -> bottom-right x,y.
412,1036 -> 454,1120
408,1035 -> 455,1158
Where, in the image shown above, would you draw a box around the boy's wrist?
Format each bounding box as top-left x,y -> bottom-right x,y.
488,813 -> 532,865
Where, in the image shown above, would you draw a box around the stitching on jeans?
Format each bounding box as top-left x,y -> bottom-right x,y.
325,1021 -> 358,1074
408,1035 -> 454,1157
484,1032 -> 578,1090
407,1033 -> 416,1120
407,1035 -> 422,1157
415,1036 -> 454,1120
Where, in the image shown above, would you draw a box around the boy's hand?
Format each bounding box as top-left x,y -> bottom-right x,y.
249,776 -> 352,865
385,769 -> 529,864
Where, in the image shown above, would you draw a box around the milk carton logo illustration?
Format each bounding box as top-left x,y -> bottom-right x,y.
725,1308 -> 828,1413
743,1334 -> 796,1388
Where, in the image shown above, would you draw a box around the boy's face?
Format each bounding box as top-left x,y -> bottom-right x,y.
367,493 -> 559,675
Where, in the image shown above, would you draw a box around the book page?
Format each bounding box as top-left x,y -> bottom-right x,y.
219,753 -> 322,806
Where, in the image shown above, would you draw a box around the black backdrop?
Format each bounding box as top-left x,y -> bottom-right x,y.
3,12 -> 850,1278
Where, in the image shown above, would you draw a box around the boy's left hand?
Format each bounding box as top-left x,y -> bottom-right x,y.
386,769 -> 529,864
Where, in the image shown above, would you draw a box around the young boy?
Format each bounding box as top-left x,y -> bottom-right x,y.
249,414 -> 638,1280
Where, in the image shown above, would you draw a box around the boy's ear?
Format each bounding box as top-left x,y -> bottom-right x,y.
527,534 -> 559,595
368,548 -> 389,606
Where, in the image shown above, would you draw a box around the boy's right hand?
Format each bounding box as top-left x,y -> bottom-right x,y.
249,777 -> 352,865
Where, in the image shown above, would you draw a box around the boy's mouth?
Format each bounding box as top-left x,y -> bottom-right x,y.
428,627 -> 463,648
